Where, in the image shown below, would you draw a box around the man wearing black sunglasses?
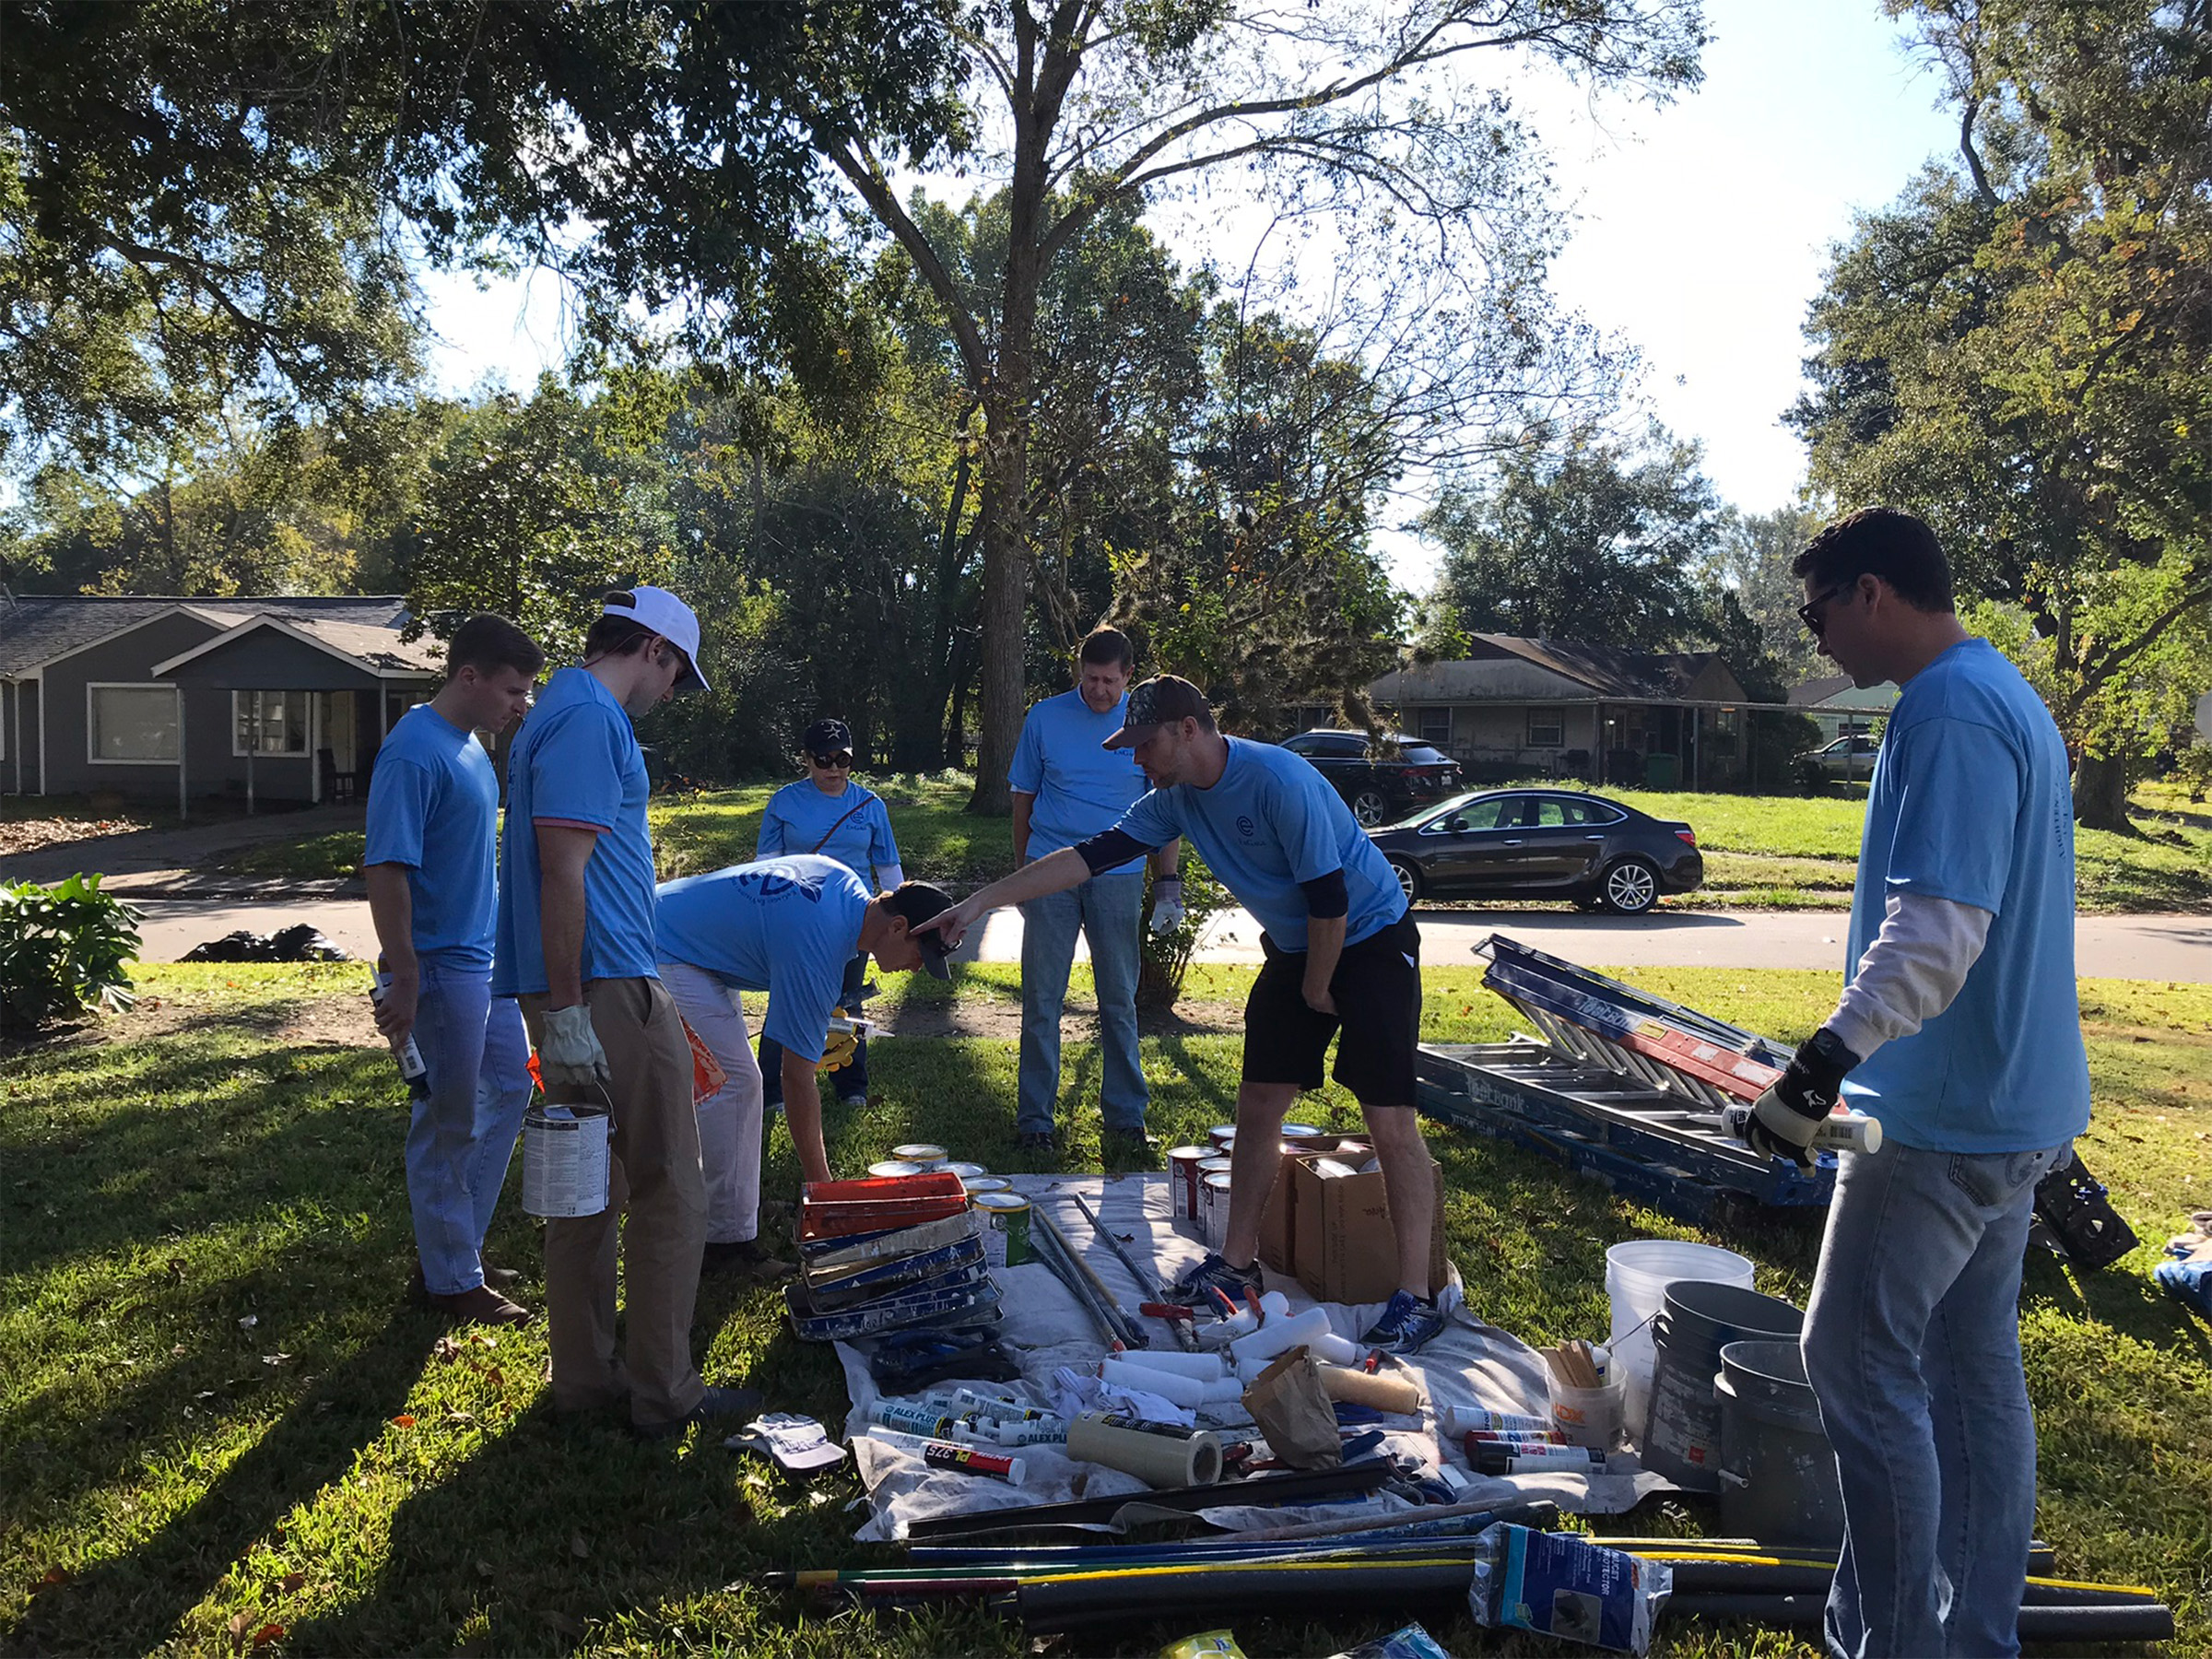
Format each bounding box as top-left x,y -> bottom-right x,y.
1746,508 -> 2088,1659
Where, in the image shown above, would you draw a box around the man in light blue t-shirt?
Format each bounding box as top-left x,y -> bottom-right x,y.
367,615 -> 543,1325
1007,628 -> 1181,1153
655,856 -> 953,1271
922,676 -> 1448,1356
494,585 -> 758,1440
753,716 -> 903,1107
1734,509 -> 2089,1658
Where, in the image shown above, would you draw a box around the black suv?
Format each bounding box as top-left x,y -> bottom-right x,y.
1279,730 -> 1464,827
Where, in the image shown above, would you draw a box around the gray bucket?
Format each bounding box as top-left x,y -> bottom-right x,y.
1643,1278 -> 1804,1489
1716,1339 -> 1843,1548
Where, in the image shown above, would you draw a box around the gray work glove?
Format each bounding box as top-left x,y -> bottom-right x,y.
1149,878 -> 1185,937
539,1002 -> 611,1096
1732,1027 -> 1860,1169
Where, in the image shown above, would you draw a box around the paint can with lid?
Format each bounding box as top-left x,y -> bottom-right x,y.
1200,1171 -> 1233,1252
943,1160 -> 989,1182
521,1102 -> 611,1218
972,1190 -> 1033,1267
892,1142 -> 950,1170
866,1159 -> 925,1180
1207,1124 -> 1238,1152
1280,1121 -> 1323,1140
961,1174 -> 1011,1196
1165,1146 -> 1210,1230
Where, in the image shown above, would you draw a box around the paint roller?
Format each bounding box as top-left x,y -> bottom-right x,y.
1315,1362 -> 1422,1414
1100,1356 -> 1241,1406
1065,1410 -> 1224,1488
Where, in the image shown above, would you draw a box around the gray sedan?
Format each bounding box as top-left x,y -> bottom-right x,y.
1366,789 -> 1703,915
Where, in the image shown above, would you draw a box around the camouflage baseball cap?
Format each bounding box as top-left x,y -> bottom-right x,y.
1102,675 -> 1211,749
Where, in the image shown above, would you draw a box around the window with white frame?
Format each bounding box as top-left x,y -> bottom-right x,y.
88,684 -> 180,763
1416,706 -> 1452,747
233,690 -> 309,756
1526,707 -> 1566,747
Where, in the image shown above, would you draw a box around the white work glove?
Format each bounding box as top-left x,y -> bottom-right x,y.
539,1003 -> 611,1096
1149,879 -> 1185,937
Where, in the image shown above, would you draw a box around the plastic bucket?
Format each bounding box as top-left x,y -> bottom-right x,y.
522,1103 -> 611,1218
1715,1339 -> 1842,1548
1548,1375 -> 1628,1450
1644,1280 -> 1805,1489
1606,1240 -> 1754,1437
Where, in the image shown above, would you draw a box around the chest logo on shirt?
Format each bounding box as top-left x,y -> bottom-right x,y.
1236,815 -> 1258,840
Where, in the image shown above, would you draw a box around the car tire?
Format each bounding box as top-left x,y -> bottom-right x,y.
1350,787 -> 1390,827
1571,894 -> 1604,912
1597,856 -> 1661,916
1388,857 -> 1423,904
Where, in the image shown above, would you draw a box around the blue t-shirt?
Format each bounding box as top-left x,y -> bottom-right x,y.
492,666 -> 661,995
1113,737 -> 1406,951
1841,639 -> 2090,1153
1009,688 -> 1149,875
654,855 -> 870,1062
755,779 -> 900,885
363,703 -> 500,969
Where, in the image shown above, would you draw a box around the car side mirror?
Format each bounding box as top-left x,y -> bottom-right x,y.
1445,815 -> 1469,833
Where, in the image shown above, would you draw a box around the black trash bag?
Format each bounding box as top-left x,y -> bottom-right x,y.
182,926 -> 350,963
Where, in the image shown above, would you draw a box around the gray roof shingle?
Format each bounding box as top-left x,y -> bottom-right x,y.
0,594 -> 409,677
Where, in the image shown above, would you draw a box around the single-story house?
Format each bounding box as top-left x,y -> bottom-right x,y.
0,593 -> 441,814
1788,672 -> 1896,746
1366,635 -> 1757,790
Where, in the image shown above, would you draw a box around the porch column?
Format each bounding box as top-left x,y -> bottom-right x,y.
310,692 -> 322,805
176,688 -> 188,821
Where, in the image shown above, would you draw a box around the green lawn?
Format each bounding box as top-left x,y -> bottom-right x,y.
4,964 -> 2206,1656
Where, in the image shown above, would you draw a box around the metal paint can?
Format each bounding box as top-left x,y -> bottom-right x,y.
959,1173 -> 1009,1195
867,1159 -> 924,1179
1207,1124 -> 1238,1152
1165,1146 -> 1210,1224
1200,1171 -> 1233,1252
892,1142 -> 950,1169
972,1190 -> 1033,1267
1280,1122 -> 1323,1140
943,1161 -> 988,1182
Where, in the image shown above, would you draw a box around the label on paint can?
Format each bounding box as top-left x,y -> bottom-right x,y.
1199,1171 -> 1233,1252
1165,1146 -> 1209,1222
972,1190 -> 1033,1267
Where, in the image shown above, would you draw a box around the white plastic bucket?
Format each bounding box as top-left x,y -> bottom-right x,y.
522,1103 -> 611,1218
1606,1239 -> 1754,1439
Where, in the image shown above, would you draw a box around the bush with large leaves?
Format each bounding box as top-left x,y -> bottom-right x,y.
0,875 -> 142,1035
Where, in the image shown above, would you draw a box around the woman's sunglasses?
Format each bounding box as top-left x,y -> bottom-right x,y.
811,752 -> 853,769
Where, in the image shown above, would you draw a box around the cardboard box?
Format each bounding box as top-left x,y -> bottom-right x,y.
1287,1155 -> 1448,1305
1255,1135 -> 1360,1278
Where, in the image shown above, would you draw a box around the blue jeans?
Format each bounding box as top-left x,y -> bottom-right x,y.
406,962 -> 535,1296
1018,872 -> 1147,1136
759,953 -> 870,1106
1802,1136 -> 2072,1659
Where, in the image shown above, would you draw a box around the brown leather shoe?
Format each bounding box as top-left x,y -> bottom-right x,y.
427,1284 -> 534,1325
481,1262 -> 523,1288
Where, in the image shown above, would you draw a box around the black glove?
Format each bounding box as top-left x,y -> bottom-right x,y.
1731,1027 -> 1861,1168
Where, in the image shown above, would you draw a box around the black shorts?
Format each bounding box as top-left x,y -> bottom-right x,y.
1242,912 -> 1422,1105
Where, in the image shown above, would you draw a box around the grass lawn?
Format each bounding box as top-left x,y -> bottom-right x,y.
5,962 -> 2207,1656
214,831 -> 369,882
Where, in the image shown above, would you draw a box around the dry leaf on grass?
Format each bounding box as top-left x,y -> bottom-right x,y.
388,1413 -> 416,1429
568,1534 -> 590,1559
278,1572 -> 305,1594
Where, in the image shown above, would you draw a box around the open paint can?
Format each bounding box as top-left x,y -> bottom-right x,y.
1200,1171 -> 1233,1251
1280,1121 -> 1323,1139
961,1174 -> 1011,1196
1206,1124 -> 1238,1152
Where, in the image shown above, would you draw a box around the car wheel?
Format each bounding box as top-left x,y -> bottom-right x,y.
1598,856 -> 1661,916
1388,857 -> 1423,904
1350,787 -> 1390,827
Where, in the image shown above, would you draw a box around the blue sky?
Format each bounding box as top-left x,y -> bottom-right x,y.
418,1 -> 1960,589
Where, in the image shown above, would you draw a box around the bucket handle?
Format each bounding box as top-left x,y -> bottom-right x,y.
538,1081 -> 615,1119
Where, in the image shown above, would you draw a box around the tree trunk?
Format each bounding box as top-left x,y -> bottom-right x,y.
966,284 -> 1038,816
2071,748 -> 2135,832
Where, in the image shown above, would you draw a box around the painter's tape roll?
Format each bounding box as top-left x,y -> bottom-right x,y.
1230,1305 -> 1331,1368
1108,1349 -> 1229,1383
1065,1412 -> 1223,1488
1100,1357 -> 1207,1409
1317,1363 -> 1423,1414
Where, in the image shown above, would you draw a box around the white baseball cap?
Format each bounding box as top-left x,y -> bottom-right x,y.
603,585 -> 707,691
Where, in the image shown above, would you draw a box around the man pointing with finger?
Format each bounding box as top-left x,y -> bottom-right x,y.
495,586 -> 758,1439
924,676 -> 1447,1354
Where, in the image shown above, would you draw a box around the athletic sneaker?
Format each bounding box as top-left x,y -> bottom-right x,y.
1163,1252 -> 1264,1308
1359,1289 -> 1446,1356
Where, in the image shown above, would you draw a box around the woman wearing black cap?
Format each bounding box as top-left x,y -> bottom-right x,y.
754,718 -> 904,1106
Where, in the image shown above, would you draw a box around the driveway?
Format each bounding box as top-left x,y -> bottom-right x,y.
0,802 -> 365,886
112,892 -> 2212,983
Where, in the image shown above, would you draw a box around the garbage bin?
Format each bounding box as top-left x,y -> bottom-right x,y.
1644,752 -> 1679,788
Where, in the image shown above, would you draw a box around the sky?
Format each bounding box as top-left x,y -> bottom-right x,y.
416,0 -> 1962,592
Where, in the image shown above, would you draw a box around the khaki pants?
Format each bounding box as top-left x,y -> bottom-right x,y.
521,977 -> 705,1425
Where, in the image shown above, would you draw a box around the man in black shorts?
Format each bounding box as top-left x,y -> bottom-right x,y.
921,677 -> 1445,1352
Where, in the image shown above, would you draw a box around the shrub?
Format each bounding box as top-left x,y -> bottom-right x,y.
0,874 -> 143,1034
1136,850 -> 1232,1009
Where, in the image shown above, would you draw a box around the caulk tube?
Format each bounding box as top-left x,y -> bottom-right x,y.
1725,1103 -> 1883,1155
1464,1429 -> 1572,1445
952,1414 -> 1069,1447
1473,1441 -> 1606,1473
864,1429 -> 1027,1485
1441,1406 -> 1553,1436
952,1388 -> 1054,1421
869,1399 -> 964,1439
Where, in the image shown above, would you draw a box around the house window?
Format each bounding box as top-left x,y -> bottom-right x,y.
1416,707 -> 1452,747
1526,707 -> 1565,747
88,684 -> 180,763
233,690 -> 309,756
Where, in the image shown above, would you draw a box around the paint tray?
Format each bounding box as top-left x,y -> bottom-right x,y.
785,1265 -> 1002,1342
799,1171 -> 969,1241
803,1236 -> 987,1309
801,1210 -> 979,1272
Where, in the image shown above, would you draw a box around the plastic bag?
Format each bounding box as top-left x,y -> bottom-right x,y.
1469,1523 -> 1670,1653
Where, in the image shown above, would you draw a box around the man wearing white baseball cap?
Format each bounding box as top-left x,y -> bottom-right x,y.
495,585 -> 758,1438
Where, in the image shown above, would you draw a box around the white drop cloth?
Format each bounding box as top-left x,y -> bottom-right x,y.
831,1173 -> 1668,1540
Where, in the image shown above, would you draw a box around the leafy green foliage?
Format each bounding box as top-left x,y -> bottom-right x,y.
0,874 -> 141,1033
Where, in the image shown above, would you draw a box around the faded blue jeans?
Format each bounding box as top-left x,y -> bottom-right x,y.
406,962 -> 535,1296
1018,871 -> 1147,1136
1802,1135 -> 2072,1659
